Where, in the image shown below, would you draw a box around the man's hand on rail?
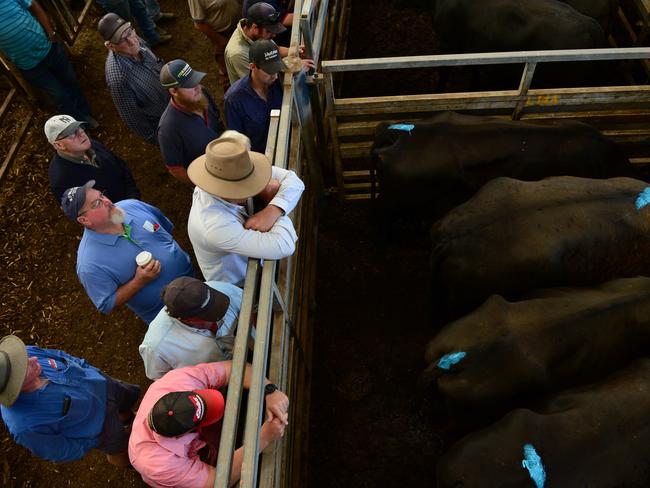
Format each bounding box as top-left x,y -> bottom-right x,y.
244,204 -> 284,232
265,389 -> 290,425
260,418 -> 286,449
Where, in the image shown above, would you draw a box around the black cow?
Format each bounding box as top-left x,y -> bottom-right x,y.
431,176 -> 650,318
423,277 -> 650,413
562,0 -> 618,29
438,359 -> 650,487
372,112 -> 636,229
433,0 -> 610,87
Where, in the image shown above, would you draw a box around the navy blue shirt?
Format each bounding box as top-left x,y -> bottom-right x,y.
157,88 -> 224,169
48,139 -> 141,203
224,74 -> 283,153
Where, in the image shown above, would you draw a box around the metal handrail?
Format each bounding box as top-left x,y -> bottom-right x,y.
213,0 -> 323,483
321,47 -> 650,72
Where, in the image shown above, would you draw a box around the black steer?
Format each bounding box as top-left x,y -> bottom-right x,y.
372,112 -> 636,229
438,359 -> 650,487
431,176 -> 650,318
423,277 -> 650,413
433,0 -> 609,87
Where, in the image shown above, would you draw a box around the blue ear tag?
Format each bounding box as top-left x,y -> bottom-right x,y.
388,123 -> 415,134
635,187 -> 650,210
437,351 -> 466,370
521,443 -> 546,488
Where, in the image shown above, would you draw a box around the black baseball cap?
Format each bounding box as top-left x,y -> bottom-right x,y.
148,389 -> 225,437
250,39 -> 286,75
247,2 -> 286,35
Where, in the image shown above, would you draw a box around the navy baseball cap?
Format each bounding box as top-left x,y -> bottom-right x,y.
61,180 -> 95,220
160,59 -> 206,89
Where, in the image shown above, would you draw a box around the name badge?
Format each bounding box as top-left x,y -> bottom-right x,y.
143,220 -> 160,232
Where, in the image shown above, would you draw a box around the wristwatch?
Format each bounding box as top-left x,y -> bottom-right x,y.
264,383 -> 278,396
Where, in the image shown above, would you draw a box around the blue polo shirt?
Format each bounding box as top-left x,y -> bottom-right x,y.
0,0 -> 51,70
0,346 -> 107,462
76,199 -> 194,324
224,74 -> 283,153
157,88 -> 224,168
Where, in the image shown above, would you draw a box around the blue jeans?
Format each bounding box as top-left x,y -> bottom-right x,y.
20,42 -> 92,121
96,0 -> 160,44
145,0 -> 161,21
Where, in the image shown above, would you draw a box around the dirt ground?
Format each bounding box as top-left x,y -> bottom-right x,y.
0,1 -> 220,486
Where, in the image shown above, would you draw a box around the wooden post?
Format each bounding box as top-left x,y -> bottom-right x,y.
513,61 -> 537,120
324,71 -> 345,198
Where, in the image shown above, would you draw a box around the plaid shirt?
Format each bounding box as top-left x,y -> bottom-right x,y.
105,41 -> 169,145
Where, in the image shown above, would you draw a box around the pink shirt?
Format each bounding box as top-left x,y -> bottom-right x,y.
128,362 -> 228,488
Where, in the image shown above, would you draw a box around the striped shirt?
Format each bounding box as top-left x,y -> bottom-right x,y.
0,0 -> 51,70
105,41 -> 170,145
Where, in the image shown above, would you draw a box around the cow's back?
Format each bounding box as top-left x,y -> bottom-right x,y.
431,176 -> 650,316
438,359 -> 650,487
424,277 -> 650,410
372,112 -> 636,227
435,0 -> 607,53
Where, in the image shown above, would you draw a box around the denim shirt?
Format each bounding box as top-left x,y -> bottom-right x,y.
0,346 -> 107,462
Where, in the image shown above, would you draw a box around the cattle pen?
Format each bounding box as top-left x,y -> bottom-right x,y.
1,0 -> 650,486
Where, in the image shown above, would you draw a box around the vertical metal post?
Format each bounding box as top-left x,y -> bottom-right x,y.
512,61 -> 537,120
214,261 -> 261,488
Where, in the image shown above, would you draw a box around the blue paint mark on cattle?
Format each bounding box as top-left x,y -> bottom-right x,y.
437,351 -> 466,370
521,444 -> 546,488
635,187 -> 650,210
388,123 -> 415,134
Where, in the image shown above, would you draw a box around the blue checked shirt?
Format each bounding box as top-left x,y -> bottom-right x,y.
104,41 -> 170,145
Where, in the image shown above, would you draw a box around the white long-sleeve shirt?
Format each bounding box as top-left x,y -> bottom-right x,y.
188,166 -> 305,285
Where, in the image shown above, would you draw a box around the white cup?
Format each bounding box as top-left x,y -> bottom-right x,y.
135,251 -> 153,267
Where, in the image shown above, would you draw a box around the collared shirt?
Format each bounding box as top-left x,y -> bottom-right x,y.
224,74 -> 283,153
105,41 -> 169,145
57,148 -> 98,166
188,166 -> 304,285
224,19 -> 254,85
76,199 -> 194,324
0,346 -> 107,462
188,0 -> 241,33
0,0 -> 51,70
129,362 -> 229,488
139,281 -> 243,380
157,88 -> 224,168
48,139 -> 141,202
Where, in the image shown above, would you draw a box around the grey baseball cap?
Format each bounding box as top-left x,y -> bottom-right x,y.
160,59 -> 206,88
44,114 -> 86,144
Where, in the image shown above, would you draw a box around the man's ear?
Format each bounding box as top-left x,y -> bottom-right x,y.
169,87 -> 177,96
77,215 -> 89,227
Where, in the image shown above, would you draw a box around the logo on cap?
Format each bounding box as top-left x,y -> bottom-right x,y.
58,115 -> 74,124
178,63 -> 192,80
189,394 -> 204,423
66,187 -> 77,201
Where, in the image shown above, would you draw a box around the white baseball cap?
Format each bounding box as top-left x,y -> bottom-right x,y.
44,114 -> 86,144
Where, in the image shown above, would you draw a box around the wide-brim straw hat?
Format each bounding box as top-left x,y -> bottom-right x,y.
0,335 -> 28,407
188,138 -> 272,200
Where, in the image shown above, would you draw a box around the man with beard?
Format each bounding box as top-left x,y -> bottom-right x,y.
61,180 -> 194,324
157,59 -> 224,185
46,114 -> 140,202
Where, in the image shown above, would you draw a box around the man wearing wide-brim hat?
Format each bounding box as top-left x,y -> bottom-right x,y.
0,335 -> 140,466
187,134 -> 305,286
